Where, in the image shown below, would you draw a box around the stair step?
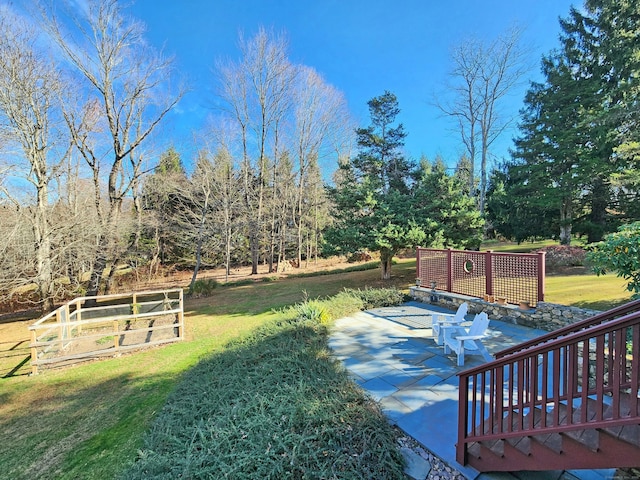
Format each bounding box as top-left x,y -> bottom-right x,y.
470,393 -> 640,471
605,423 -> 640,446
469,430 -> 640,472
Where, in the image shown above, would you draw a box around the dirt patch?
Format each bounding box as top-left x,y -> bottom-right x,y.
114,256 -> 375,292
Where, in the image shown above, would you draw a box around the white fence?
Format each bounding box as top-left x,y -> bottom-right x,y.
29,289 -> 184,374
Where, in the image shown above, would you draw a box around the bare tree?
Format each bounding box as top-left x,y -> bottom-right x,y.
0,10 -> 72,310
436,27 -> 529,214
209,148 -> 243,282
216,27 -> 296,274
45,0 -> 183,297
291,66 -> 351,268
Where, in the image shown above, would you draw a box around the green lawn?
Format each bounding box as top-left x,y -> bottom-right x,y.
0,263 -> 415,480
545,273 -> 631,311
481,238 -> 559,253
480,238 -> 589,253
0,257 -> 632,479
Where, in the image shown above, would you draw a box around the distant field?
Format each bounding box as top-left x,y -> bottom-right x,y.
481,238 -> 592,253
481,239 -> 558,253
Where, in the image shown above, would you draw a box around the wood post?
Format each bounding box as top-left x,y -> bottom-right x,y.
446,248 -> 453,292
76,300 -> 82,334
537,250 -> 546,302
57,306 -> 63,345
114,320 -> 119,352
176,289 -> 184,339
30,329 -> 38,375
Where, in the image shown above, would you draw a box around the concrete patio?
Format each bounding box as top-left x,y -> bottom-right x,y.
328,301 -> 618,480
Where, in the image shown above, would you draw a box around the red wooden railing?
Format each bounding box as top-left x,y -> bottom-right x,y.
495,299 -> 640,358
457,304 -> 640,466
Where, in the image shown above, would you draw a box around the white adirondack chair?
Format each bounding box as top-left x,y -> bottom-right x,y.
442,311 -> 492,366
432,302 -> 468,345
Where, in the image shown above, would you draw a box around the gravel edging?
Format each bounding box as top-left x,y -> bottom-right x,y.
396,428 -> 466,480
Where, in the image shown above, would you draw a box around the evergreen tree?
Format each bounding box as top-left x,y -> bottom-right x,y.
325,92 -> 425,279
486,164 -> 557,242
141,147 -> 188,268
502,0 -> 640,244
510,54 -> 587,245
412,158 -> 484,249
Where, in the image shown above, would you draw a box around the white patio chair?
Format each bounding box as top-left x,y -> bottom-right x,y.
432,302 -> 468,345
442,311 -> 492,366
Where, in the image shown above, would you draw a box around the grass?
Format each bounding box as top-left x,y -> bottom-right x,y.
121,291 -> 405,479
0,262 -> 414,479
481,238 -> 558,253
0,256 -> 633,478
545,273 -> 631,311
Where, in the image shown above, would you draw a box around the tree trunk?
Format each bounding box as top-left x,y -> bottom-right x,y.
86,248 -> 108,303
559,196 -> 573,245
587,177 -> 609,243
104,256 -> 121,295
380,249 -> 394,280
189,210 -> 207,291
190,241 -> 202,292
479,142 -> 488,214
35,183 -> 54,312
225,225 -> 231,283
86,201 -> 122,300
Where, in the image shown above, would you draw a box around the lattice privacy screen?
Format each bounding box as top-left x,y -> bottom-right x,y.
416,248 -> 544,306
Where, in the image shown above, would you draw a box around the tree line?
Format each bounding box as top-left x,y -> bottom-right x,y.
0,2 -> 352,311
486,0 -> 640,244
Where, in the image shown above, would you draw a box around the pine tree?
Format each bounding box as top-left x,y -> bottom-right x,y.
502,0 -> 640,244
326,92 -> 425,279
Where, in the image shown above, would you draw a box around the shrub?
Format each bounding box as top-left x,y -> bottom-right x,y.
588,221 -> 640,298
347,251 -> 373,263
293,299 -> 330,324
285,288 -> 404,325
322,291 -> 365,320
540,245 -> 587,270
188,278 -> 219,297
223,279 -> 254,287
342,287 -> 406,309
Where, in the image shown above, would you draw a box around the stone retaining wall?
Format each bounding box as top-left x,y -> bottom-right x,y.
409,286 -> 600,332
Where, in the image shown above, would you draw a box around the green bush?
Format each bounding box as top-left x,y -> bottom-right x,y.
223,279 -> 254,287
588,221 -> 640,298
285,288 -> 404,326
343,287 -> 406,309
188,278 -> 219,297
322,291 -> 365,320
293,299 -> 330,324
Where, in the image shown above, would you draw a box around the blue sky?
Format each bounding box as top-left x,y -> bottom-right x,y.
130,0 -> 577,169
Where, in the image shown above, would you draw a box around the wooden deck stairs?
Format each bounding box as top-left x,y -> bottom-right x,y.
456,299 -> 640,472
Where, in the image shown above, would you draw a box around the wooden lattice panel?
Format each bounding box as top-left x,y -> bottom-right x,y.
416,248 -> 543,306
493,253 -> 539,306
451,251 -> 487,299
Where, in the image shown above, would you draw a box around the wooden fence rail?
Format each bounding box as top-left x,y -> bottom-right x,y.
29,289 -> 184,375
